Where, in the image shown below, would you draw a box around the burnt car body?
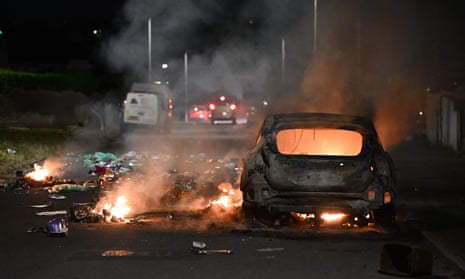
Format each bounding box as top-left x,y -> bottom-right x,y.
240,112 -> 397,228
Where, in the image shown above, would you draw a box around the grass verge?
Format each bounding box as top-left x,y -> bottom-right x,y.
0,126 -> 75,179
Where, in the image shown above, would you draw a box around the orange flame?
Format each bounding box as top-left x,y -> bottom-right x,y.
277,128 -> 363,156
209,182 -> 242,209
25,164 -> 50,181
103,195 -> 131,220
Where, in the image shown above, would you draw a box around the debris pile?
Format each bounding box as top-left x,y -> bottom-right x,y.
15,149 -> 244,236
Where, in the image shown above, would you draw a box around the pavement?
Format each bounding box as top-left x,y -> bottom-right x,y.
388,137 -> 465,274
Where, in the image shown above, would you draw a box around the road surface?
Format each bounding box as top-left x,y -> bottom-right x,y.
0,122 -> 464,278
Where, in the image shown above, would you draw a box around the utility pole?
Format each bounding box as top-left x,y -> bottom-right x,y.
184,52 -> 189,123
281,38 -> 286,89
355,0 -> 361,96
147,18 -> 152,83
313,0 -> 318,59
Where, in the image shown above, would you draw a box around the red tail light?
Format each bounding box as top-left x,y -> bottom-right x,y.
209,103 -> 216,110
230,104 -> 237,110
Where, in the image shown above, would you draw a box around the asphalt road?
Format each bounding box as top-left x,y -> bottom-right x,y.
1,122 -> 464,279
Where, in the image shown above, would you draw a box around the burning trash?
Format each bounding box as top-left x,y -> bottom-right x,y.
208,182 -> 242,209
19,147 -> 245,232
26,163 -> 52,182
102,195 -> 131,222
69,203 -> 103,223
68,196 -> 132,223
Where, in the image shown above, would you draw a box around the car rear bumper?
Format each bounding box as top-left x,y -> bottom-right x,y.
242,188 -> 392,214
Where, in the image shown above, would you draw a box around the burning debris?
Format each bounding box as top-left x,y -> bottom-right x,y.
17,147 -> 244,234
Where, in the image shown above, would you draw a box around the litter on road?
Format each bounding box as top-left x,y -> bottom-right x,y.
48,194 -> 66,200
36,210 -> 68,216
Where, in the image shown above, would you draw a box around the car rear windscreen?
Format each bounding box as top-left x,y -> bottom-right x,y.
276,128 -> 363,156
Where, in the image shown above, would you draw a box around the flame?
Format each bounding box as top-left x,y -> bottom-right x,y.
277,128 -> 363,156
321,213 -> 346,222
209,182 -> 242,209
103,195 -> 131,220
26,164 -> 50,181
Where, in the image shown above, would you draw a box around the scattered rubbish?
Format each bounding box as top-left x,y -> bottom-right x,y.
69,203 -> 103,223
27,227 -> 46,233
99,249 -> 164,257
256,247 -> 285,252
197,249 -> 233,255
102,250 -> 135,257
126,216 -> 146,224
192,241 -> 207,249
49,194 -> 66,200
28,202 -> 53,208
36,210 -> 68,216
6,148 -> 16,155
192,240 -> 231,255
48,183 -> 88,193
83,152 -> 118,168
45,218 -> 69,236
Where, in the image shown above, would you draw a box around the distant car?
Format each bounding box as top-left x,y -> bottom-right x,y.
208,95 -> 238,124
189,104 -> 211,122
122,83 -> 173,133
240,112 -> 397,229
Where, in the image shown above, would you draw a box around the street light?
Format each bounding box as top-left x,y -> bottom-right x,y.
147,18 -> 152,83
184,52 -> 189,123
313,0 -> 318,58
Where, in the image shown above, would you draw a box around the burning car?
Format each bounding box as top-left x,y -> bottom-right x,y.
240,112 -> 397,229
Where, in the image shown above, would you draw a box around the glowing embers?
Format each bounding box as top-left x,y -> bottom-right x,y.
26,163 -> 52,181
101,195 -> 131,222
24,159 -> 64,185
208,182 -> 242,210
26,164 -> 49,181
290,211 -> 372,228
276,128 -> 363,156
321,212 -> 346,223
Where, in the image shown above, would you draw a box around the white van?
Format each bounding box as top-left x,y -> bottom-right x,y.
123,83 -> 173,133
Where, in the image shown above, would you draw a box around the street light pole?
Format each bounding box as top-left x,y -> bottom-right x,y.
147,18 -> 152,83
184,52 -> 189,123
281,38 -> 286,89
313,0 -> 318,58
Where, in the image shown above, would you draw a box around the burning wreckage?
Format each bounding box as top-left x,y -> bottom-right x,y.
15,150 -> 243,234
11,112 -> 397,235
240,112 -> 397,230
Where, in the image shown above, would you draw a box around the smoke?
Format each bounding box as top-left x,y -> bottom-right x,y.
100,0 -> 310,101
271,1 -> 428,149
84,0 -> 432,228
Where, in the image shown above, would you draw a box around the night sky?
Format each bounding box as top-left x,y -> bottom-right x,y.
2,0 -> 465,92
